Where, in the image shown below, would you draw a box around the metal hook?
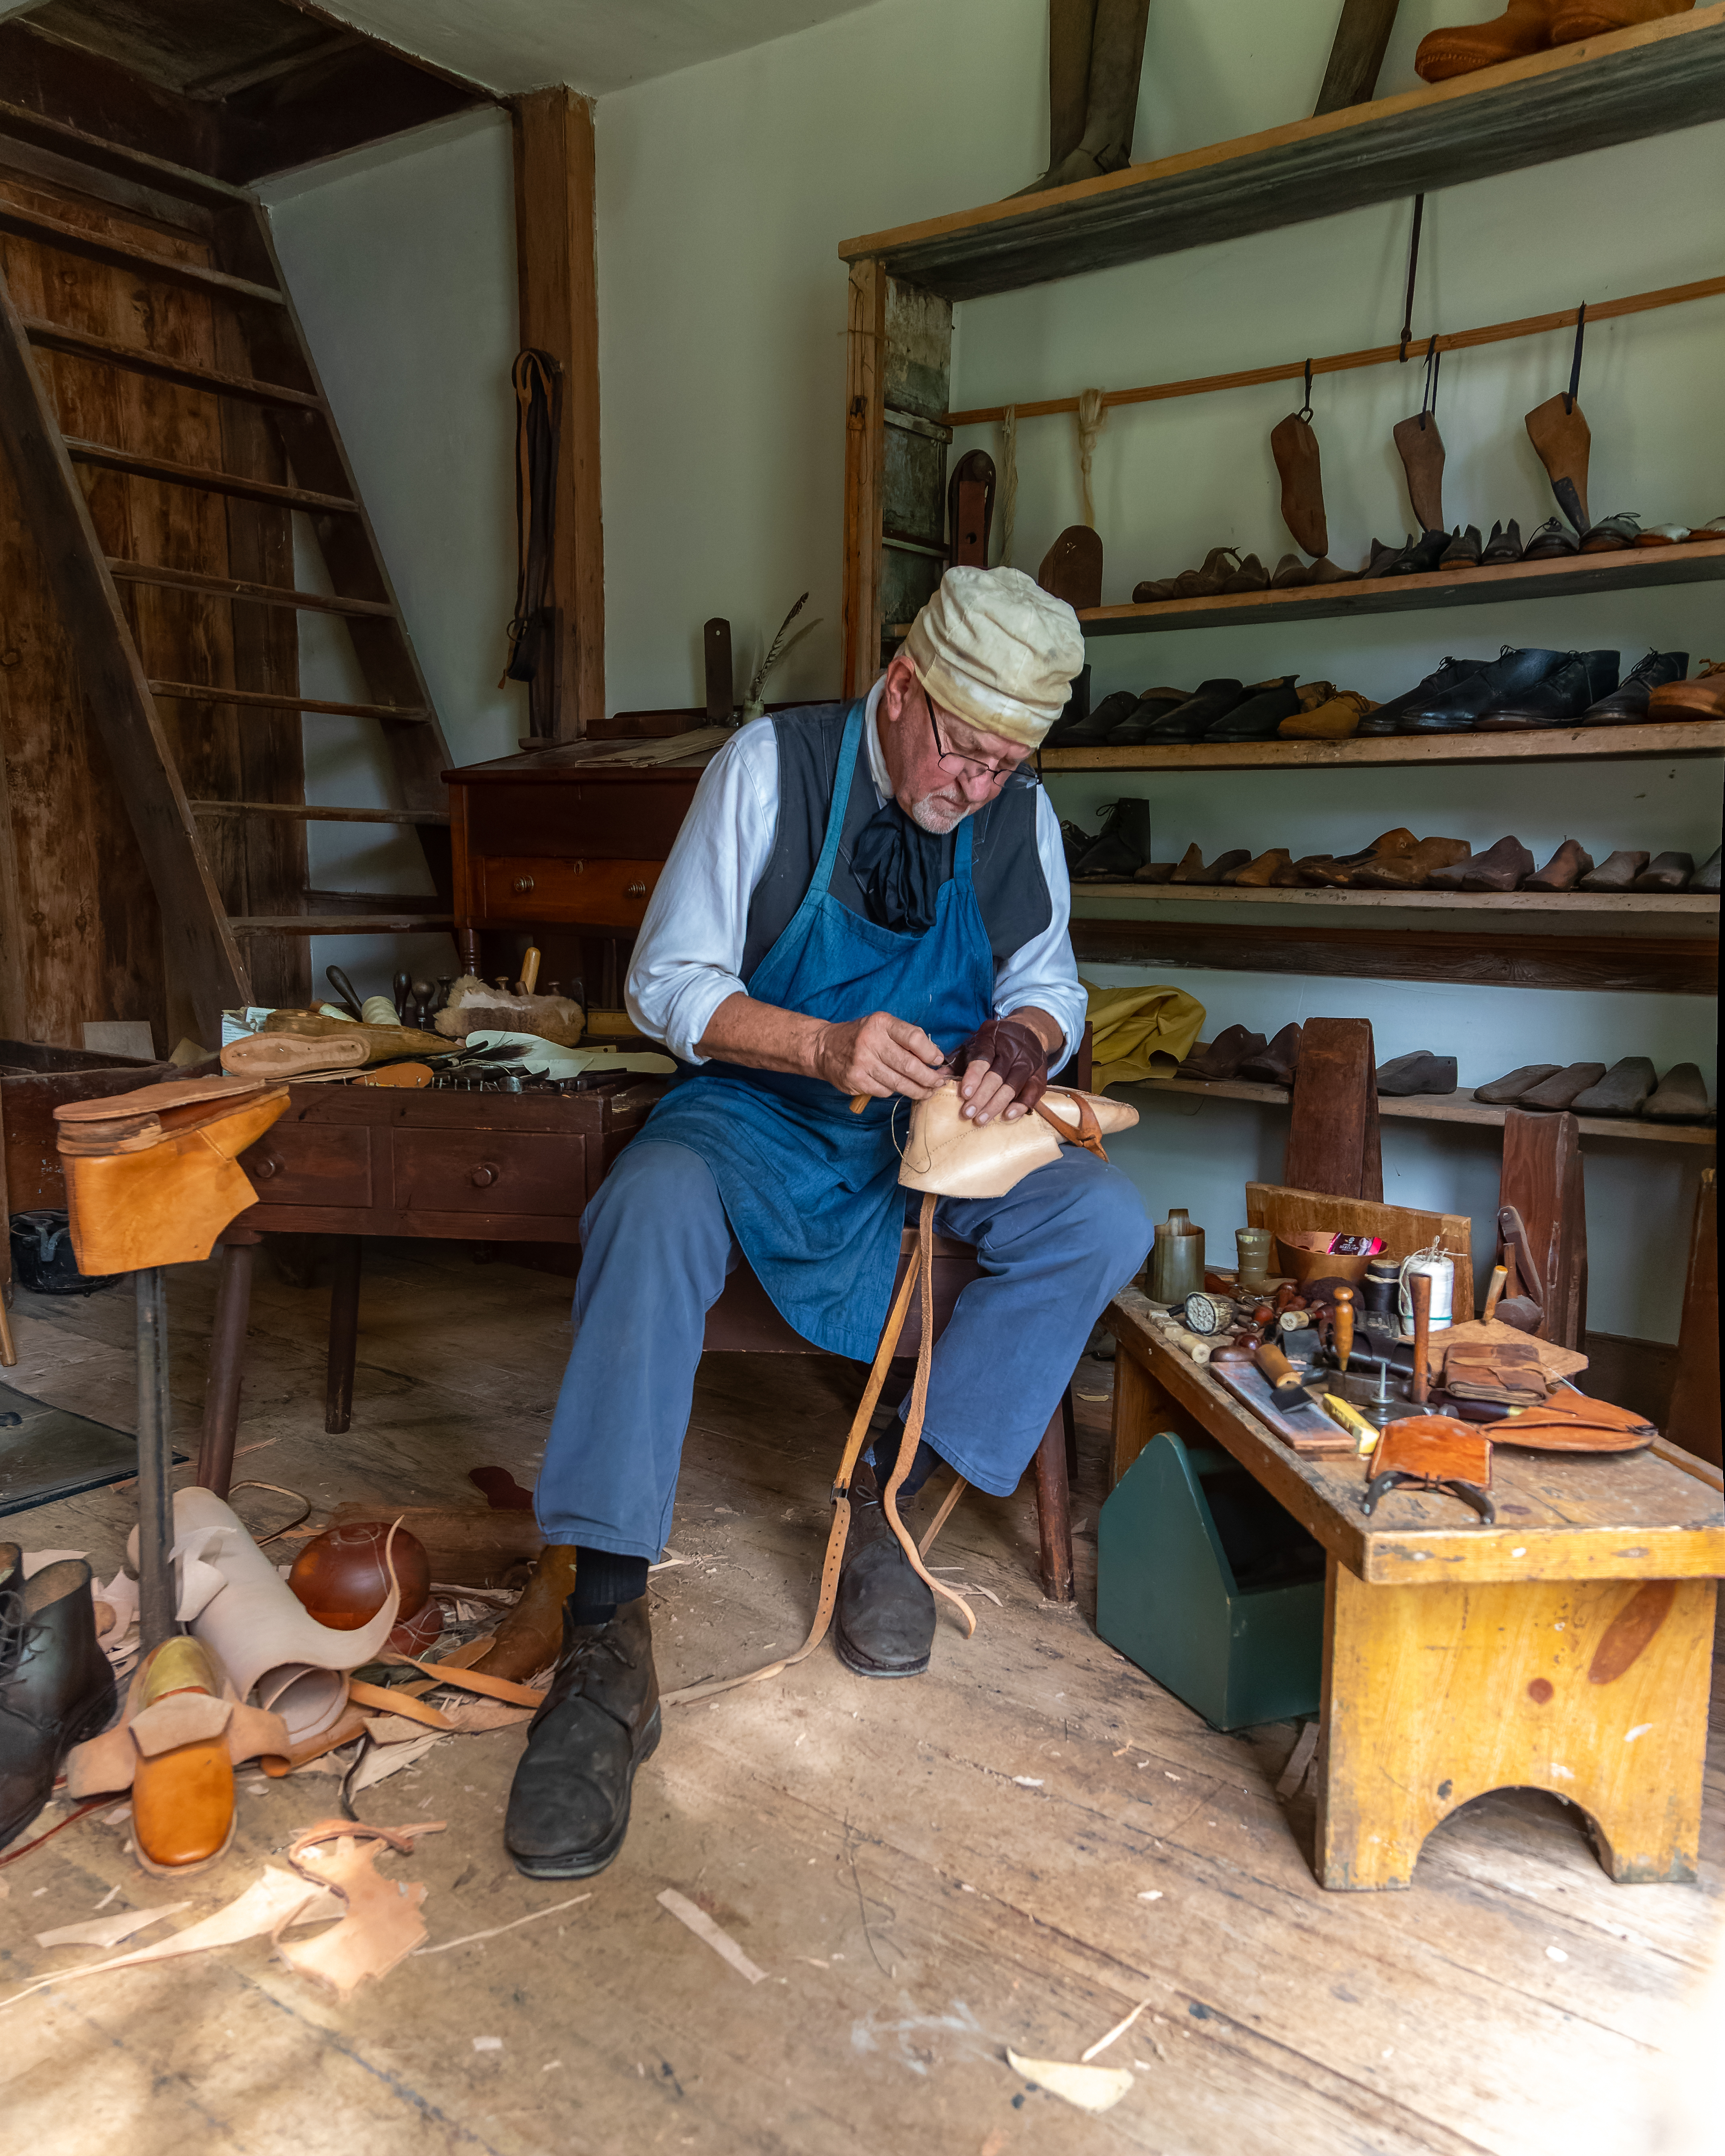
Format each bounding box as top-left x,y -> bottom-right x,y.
1298,357 -> 1313,423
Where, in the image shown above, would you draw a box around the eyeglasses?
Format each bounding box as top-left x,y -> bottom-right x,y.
925,687 -> 1019,785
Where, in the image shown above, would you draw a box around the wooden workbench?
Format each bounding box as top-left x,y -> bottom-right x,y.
1103,1287 -> 1725,1891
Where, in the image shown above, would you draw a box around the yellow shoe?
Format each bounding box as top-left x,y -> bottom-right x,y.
1279,690 -> 1375,739
127,1638 -> 237,1875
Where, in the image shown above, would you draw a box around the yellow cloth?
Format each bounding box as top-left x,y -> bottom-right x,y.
1083,981 -> 1206,1093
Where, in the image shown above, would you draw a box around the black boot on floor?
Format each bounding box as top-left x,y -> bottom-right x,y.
835,1464 -> 936,1680
505,1585 -> 660,1880
1,1555 -> 117,1852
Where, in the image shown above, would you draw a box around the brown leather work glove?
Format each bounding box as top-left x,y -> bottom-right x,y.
953,1016 -> 1050,1118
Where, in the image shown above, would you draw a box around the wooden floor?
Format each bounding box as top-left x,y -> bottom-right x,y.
1,1241 -> 1719,2156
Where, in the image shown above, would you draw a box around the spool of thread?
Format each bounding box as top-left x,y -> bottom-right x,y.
1399,1251 -> 1455,1333
1362,1258 -> 1400,1318
360,995 -> 398,1027
1235,1227 -> 1274,1292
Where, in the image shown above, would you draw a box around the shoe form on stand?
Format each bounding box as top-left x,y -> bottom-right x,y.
1176,1024 -> 1268,1082
1038,525 -> 1104,611
1581,649 -> 1688,723
1580,512 -> 1642,551
1649,659 -> 1725,719
1016,0 -> 1154,193
505,1594 -> 661,1880
1415,0 -> 1566,80
1,1558 -> 117,1852
1399,647 -> 1565,733
1376,1052 -> 1458,1097
1578,849 -> 1650,890
1525,392 -> 1591,536
1475,649 -> 1620,729
1479,519 -> 1524,564
1568,1058 -> 1658,1116
1271,407 -> 1328,558
1630,851 -> 1694,890
1351,835 -> 1472,887
1439,525 -> 1484,572
1522,515 -> 1580,560
1357,656 -> 1493,737
1238,1023 -> 1303,1085
1524,839 -> 1594,890
1551,1 -> 1697,42
1072,797 -> 1152,880
1642,1064 -> 1713,1122
1294,828 -> 1418,886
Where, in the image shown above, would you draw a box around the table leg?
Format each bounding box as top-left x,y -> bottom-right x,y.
1316,1558 -> 1716,1890
1108,1337 -> 1208,1489
1033,1401 -> 1075,1604
196,1239 -> 255,1498
135,1267 -> 176,1653
325,1236 -> 363,1435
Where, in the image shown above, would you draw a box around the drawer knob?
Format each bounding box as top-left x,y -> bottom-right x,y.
252,1155 -> 281,1180
470,1163 -> 498,1188
626,882 -> 648,899
512,875 -> 535,895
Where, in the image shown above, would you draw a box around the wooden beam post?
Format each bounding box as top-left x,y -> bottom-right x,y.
1314,0 -> 1402,115
511,87 -> 604,741
841,258 -> 886,699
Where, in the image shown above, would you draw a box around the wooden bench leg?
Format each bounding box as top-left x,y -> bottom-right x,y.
325,1235 -> 363,1435
196,1238 -> 256,1498
1107,1336 -> 1208,1490
1316,1559 -> 1715,1890
1033,1399 -> 1075,1604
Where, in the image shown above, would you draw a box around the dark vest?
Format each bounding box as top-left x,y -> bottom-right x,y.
739,703 -> 1052,984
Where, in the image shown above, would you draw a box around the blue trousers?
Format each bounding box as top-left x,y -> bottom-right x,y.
535,1139 -> 1152,1560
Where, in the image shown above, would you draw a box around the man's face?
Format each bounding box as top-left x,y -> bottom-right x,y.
877,655 -> 1033,834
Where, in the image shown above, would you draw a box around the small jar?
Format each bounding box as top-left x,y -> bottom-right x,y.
1235,1227 -> 1274,1293
1150,1210 -> 1205,1302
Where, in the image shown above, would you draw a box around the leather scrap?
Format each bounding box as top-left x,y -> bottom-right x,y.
277,1819 -> 447,1999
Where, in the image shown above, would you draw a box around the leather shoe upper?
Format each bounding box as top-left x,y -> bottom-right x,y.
1356,656 -> 1491,735
835,1500 -> 936,1679
1475,649 -> 1619,728
2,1557 -> 117,1849
1398,647 -> 1563,732
1581,649 -> 1688,723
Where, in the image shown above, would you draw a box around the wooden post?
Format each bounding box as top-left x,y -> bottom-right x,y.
511,87 -> 605,741
325,1235 -> 363,1434
197,1236 -> 257,1498
840,259 -> 886,699
1666,1169 -> 1719,1467
1032,1404 -> 1075,1603
1314,0 -> 1402,115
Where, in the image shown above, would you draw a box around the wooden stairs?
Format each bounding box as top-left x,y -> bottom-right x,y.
0,97 -> 454,1043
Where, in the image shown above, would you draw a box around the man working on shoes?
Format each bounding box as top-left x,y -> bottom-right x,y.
505,565 -> 1152,1880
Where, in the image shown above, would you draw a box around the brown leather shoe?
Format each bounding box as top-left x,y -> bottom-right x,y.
1551,2 -> 1697,44
1295,828 -> 1418,886
1281,690 -> 1374,739
472,1545 -> 581,1682
1648,660 -> 1725,719
1524,838 -> 1594,890
1173,547 -> 1242,599
1238,1023 -> 1302,1085
1416,2 -> 1565,84
1176,1025 -> 1267,1082
1352,835 -> 1471,888
129,1638 -> 236,1876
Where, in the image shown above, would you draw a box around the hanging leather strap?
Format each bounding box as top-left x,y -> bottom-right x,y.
1564,302 -> 1587,414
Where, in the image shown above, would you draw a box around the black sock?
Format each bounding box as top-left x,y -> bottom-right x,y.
570,1546 -> 648,1625
863,1433 -> 939,1500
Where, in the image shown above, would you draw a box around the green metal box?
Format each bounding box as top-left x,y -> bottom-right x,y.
1097,1432 -> 1326,1731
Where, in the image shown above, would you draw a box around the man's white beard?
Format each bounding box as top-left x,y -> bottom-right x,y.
905,787 -> 973,835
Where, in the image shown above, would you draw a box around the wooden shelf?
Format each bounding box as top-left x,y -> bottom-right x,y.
1072,884 -> 1719,913
1131,1072 -> 1716,1148
1071,539 -> 1725,638
1042,719 -> 1725,774
840,6 -> 1725,299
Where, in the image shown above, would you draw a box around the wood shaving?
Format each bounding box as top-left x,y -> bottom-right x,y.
1005,2050 -> 1133,2114
36,1903 -> 191,1950
656,1888 -> 766,1983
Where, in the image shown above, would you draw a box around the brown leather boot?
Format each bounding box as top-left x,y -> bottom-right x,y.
472,1544 -> 581,1682
1416,0 -> 1565,81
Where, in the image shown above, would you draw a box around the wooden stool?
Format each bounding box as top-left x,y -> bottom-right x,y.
703,1225 -> 1078,1603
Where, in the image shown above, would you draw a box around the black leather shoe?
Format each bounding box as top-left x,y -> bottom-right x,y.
1580,649 -> 1689,724
1204,676 -> 1301,739
1438,525 -> 1483,572
1398,647 -> 1564,733
834,1495 -> 935,1680
1054,688 -> 1138,747
1522,515 -> 1578,560
1475,649 -> 1619,729
1072,797 -> 1151,879
504,1595 -> 660,1879
1135,678 -> 1245,743
1355,656 -> 1492,736
1,1557 -> 117,1852
1041,664 -> 1093,749
1479,519 -> 1523,565
1106,689 -> 1192,744
1386,528 -> 1452,576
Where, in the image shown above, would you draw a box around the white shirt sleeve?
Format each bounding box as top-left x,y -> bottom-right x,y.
995,785 -> 1087,1075
624,719 -> 779,1062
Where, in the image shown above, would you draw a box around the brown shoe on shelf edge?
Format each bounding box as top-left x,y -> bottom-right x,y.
1173,547 -> 1242,599
1176,1024 -> 1268,1083
1415,0 -> 1565,81
1569,1056 -> 1658,1116
1352,835 -> 1471,887
1578,849 -> 1650,889
1524,839 -> 1595,890
1648,660 -> 1725,719
1458,836 -> 1536,892
1238,1023 -> 1303,1085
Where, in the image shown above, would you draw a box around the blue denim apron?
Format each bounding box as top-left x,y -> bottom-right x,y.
633,700 -> 995,1360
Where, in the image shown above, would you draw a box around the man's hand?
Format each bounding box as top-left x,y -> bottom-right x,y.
817,1011 -> 947,1101
956,1014 -> 1056,1125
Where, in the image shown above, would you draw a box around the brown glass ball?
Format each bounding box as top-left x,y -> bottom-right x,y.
386,1599 -> 444,1657
289,1522 -> 431,1630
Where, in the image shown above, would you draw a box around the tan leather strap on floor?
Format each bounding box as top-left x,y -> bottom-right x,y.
663,1201 -> 974,1707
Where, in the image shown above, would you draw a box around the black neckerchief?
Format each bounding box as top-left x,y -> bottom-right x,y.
849,791 -> 949,935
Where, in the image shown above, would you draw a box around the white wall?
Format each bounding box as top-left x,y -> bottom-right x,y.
250,0 -> 1719,1338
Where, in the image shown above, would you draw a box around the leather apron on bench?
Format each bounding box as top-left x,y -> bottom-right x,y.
634,700 -> 995,1361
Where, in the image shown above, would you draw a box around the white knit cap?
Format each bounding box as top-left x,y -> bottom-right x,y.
902,566 -> 1085,748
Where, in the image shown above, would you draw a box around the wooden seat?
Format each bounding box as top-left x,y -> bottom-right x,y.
703,1224 -> 1077,1602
